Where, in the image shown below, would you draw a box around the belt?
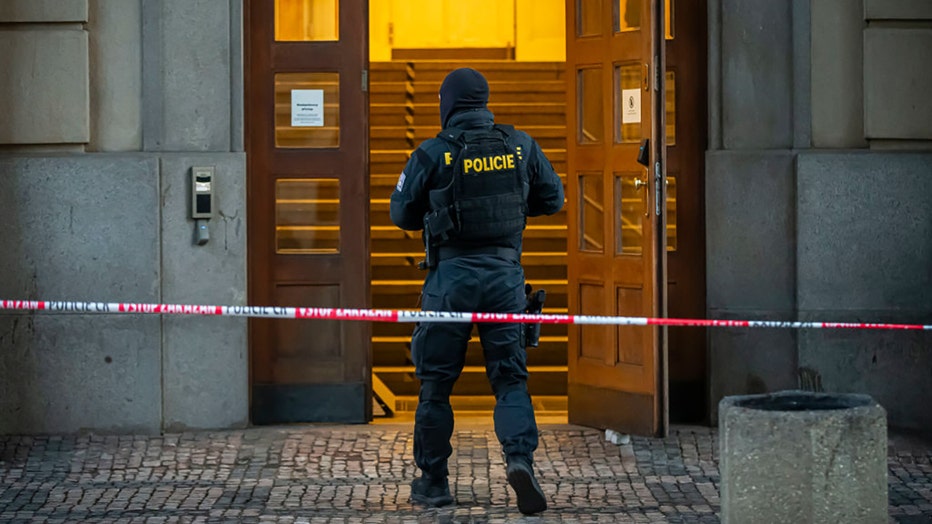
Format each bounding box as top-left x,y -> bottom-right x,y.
437,246 -> 519,262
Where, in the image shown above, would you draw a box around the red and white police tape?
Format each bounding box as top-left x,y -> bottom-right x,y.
1,299 -> 930,331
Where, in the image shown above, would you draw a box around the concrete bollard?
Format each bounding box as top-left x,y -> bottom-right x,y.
719,390 -> 887,524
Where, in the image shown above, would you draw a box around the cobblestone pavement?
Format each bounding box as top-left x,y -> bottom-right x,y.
0,422 -> 930,523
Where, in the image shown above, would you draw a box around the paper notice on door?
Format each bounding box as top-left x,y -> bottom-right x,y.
622,88 -> 641,124
291,89 -> 324,127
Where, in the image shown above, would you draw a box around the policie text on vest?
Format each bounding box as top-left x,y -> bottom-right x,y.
445,151 -> 516,174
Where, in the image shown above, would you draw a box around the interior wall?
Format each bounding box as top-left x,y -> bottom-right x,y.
369,0 -> 564,62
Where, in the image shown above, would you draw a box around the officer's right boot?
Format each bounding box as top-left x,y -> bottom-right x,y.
506,456 -> 547,515
410,475 -> 454,507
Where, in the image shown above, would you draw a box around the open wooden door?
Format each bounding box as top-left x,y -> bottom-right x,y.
246,0 -> 371,423
566,0 -> 667,436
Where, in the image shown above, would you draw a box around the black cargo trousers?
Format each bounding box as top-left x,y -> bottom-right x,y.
411,253 -> 539,480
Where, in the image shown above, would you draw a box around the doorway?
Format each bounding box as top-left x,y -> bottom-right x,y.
245,0 -> 707,429
368,61 -> 570,416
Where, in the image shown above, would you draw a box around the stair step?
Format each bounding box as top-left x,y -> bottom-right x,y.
372,238 -> 568,255
379,371 -> 567,397
370,251 -> 569,265
383,395 -> 568,414
370,61 -> 565,82
370,103 -> 565,127
372,341 -> 569,368
374,365 -> 566,374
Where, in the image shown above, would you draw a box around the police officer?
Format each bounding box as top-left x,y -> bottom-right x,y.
390,68 -> 564,515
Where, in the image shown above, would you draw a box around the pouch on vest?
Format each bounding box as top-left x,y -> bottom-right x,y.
436,124 -> 527,243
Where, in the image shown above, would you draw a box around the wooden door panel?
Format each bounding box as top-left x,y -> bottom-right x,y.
247,0 -> 371,424
566,0 -> 664,436
574,287 -> 653,390
616,286 -> 647,364
577,282 -> 608,362
567,383 -> 656,436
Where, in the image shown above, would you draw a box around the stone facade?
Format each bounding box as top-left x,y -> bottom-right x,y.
0,0 -> 248,433
707,0 -> 932,431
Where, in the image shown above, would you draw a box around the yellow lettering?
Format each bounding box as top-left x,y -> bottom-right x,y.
444,151 -> 452,165
462,154 -> 519,174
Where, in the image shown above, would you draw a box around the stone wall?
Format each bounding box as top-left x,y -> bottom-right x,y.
0,0 -> 248,433
707,0 -> 932,432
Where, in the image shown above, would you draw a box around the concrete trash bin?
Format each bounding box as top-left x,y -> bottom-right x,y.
719,390 -> 887,524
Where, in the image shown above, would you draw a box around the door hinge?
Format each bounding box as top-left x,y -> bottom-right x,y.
362,69 -> 368,92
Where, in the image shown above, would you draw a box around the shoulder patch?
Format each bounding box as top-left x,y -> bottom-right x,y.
395,171 -> 406,192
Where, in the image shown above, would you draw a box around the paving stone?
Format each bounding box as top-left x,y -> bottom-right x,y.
0,424 -> 929,522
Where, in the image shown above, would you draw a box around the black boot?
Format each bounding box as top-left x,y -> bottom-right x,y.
506,458 -> 547,515
410,475 -> 454,507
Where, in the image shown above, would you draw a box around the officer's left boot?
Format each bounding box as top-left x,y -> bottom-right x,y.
410,475 -> 454,507
506,456 -> 547,515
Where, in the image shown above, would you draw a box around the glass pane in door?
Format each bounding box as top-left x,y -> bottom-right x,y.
614,63 -> 641,143
578,67 -> 604,144
578,0 -> 603,37
275,0 -> 339,41
666,70 -> 676,145
615,174 -> 644,255
276,178 -> 340,253
666,176 -> 677,251
275,72 -> 340,148
615,0 -> 641,32
579,173 -> 605,252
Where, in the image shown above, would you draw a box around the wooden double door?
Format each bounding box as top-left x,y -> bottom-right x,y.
246,0 -> 706,435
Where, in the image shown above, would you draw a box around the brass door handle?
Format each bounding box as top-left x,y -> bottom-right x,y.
634,178 -> 648,190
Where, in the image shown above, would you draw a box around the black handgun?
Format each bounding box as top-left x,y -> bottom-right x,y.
417,222 -> 433,270
524,283 -> 546,348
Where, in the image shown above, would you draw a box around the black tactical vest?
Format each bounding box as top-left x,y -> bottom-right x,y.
425,125 -> 528,246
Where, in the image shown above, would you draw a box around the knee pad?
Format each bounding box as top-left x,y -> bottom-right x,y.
420,380 -> 455,403
491,380 -> 527,399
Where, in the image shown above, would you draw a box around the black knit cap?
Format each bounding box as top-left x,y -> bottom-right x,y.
439,68 -> 489,128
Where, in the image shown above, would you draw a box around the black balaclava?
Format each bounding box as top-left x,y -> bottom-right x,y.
439,68 -> 489,128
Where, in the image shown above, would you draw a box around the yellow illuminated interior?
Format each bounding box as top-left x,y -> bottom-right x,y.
369,0 -> 565,61
275,0 -> 339,41
276,0 -> 666,54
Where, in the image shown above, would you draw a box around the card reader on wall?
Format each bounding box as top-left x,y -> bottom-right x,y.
191,166 -> 215,245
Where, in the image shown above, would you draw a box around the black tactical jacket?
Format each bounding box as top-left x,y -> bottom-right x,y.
390,109 -> 564,253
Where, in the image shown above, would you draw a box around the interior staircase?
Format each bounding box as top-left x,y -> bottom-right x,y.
369,61 -> 568,415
